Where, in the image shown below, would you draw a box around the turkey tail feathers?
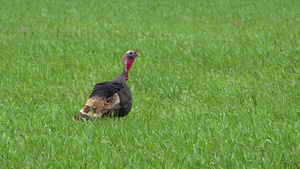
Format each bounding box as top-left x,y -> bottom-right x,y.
74,93 -> 123,121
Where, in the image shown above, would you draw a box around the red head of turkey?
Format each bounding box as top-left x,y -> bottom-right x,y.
75,49 -> 139,121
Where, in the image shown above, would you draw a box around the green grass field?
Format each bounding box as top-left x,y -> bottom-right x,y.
1,0 -> 299,168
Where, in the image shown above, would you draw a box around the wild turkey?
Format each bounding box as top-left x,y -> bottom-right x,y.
74,49 -> 139,121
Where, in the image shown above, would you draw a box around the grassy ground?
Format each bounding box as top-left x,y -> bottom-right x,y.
0,0 -> 299,168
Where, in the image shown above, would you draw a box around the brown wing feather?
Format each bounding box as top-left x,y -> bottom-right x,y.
106,93 -> 122,110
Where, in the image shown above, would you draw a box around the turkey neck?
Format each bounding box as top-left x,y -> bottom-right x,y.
112,70 -> 127,84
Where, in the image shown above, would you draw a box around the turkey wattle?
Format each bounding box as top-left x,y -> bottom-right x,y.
75,49 -> 139,120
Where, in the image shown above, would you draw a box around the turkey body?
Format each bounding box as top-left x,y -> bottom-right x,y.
89,81 -> 132,117
74,78 -> 132,120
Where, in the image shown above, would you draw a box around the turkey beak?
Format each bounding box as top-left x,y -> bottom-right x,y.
134,49 -> 140,57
